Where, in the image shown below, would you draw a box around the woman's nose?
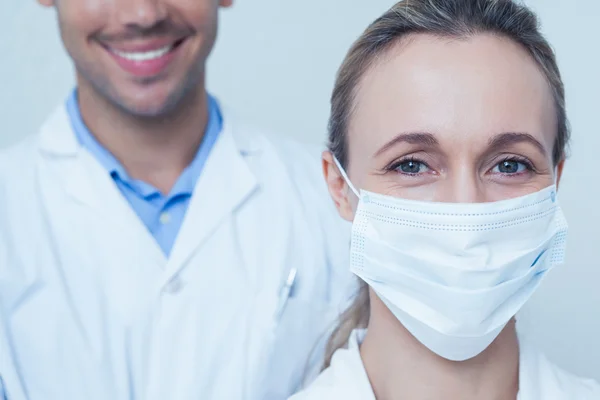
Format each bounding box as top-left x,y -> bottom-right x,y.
434,171 -> 486,204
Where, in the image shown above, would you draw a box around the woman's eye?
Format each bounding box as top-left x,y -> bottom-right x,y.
493,160 -> 528,174
396,160 -> 430,174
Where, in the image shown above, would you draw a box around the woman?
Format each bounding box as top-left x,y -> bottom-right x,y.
290,0 -> 600,399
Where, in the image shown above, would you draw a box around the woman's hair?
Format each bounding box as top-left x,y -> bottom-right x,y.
323,0 -> 569,369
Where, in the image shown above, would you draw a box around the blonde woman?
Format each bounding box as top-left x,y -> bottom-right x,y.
291,0 -> 600,398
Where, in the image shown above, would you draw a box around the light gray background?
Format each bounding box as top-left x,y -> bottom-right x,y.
1,0 -> 599,380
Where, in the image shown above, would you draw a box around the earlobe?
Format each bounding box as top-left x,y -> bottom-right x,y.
219,0 -> 234,8
322,151 -> 356,222
37,0 -> 55,7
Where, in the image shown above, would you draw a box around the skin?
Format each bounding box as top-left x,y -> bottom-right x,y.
38,0 -> 233,193
324,34 -> 564,399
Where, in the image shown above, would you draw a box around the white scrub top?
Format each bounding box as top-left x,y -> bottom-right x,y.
0,101 -> 354,400
290,330 -> 600,400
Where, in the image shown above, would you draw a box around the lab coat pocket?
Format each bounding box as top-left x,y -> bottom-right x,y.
260,297 -> 334,399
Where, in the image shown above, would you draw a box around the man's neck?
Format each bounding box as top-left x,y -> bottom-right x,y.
360,301 -> 520,400
77,81 -> 209,195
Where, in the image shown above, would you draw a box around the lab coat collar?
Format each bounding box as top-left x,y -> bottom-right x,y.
37,104 -> 134,223
36,100 -> 261,274
38,102 -> 80,156
164,107 -> 259,275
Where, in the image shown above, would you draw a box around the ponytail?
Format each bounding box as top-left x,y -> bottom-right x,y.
321,280 -> 370,370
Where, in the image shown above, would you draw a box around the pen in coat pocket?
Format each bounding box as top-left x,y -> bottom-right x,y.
275,267 -> 297,320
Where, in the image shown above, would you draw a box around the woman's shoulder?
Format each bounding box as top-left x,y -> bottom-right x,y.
288,331 -> 375,400
519,337 -> 600,399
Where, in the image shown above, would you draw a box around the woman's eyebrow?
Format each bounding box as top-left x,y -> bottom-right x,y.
374,132 -> 439,157
487,132 -> 548,155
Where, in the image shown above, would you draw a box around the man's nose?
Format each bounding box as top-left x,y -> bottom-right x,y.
113,0 -> 168,30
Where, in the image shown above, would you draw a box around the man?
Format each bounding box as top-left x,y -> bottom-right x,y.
0,0 -> 351,399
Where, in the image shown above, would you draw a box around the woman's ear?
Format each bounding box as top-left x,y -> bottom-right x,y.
555,159 -> 565,190
219,0 -> 234,8
38,0 -> 55,7
322,151 -> 356,222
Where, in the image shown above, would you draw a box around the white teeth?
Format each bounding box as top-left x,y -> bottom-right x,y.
111,44 -> 173,61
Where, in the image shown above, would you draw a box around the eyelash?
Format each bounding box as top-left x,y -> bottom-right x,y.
385,155 -> 537,176
493,155 -> 536,175
386,156 -> 430,176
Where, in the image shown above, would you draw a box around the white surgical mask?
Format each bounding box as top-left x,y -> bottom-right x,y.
334,158 -> 568,361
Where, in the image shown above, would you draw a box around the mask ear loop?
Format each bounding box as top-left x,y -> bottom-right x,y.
333,156 -> 360,198
552,165 -> 560,197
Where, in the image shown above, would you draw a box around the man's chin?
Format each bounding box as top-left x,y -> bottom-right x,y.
86,74 -> 201,119
113,79 -> 202,119
113,94 -> 183,119
120,102 -> 172,118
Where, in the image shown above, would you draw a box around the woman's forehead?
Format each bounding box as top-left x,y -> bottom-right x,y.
349,33 -> 557,155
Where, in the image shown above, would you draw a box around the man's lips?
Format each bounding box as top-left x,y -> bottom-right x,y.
101,38 -> 187,77
103,36 -> 186,52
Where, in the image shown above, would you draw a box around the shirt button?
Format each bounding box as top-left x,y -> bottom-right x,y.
159,212 -> 171,225
163,277 -> 182,294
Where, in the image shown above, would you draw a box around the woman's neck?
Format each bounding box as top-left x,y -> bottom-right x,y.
360,296 -> 520,400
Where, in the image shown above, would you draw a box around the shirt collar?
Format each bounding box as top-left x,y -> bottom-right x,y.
67,91 -> 128,180
66,89 -> 223,199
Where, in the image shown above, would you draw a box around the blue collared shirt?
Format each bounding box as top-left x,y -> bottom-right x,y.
66,90 -> 222,256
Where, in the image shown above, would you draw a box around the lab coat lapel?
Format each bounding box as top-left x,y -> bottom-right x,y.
37,103 -> 259,274
166,112 -> 259,273
38,105 -> 166,264
38,105 -> 103,210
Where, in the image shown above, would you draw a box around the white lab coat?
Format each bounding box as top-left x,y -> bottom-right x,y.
289,330 -> 600,400
0,101 -> 353,400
